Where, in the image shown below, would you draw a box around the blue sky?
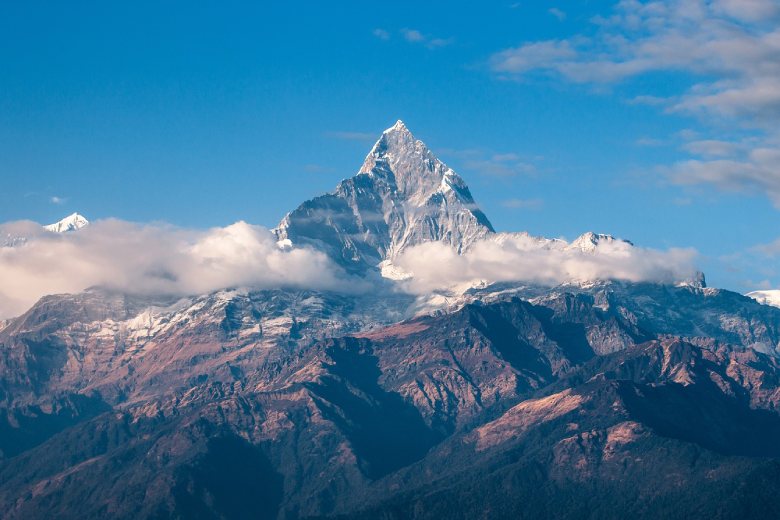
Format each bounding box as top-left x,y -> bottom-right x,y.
2,0 -> 779,292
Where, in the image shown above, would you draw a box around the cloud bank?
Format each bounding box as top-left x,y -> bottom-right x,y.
0,221 -> 700,319
0,220 -> 357,318
394,233 -> 698,294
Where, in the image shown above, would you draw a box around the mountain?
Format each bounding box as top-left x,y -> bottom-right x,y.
275,121 -> 494,272
3,291 -> 780,518
567,231 -> 633,252
3,122 -> 780,519
43,213 -> 89,233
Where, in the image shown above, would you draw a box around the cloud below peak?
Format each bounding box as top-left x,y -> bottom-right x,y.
0,220 -> 359,319
393,233 -> 699,294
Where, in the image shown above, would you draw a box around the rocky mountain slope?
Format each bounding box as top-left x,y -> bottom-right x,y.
3,293 -> 780,519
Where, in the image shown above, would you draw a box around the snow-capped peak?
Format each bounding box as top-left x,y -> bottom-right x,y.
359,120 -> 485,207
44,212 -> 89,233
568,232 -> 633,253
384,119 -> 408,134
275,120 -> 494,271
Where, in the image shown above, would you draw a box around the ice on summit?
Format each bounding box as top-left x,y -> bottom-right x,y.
44,212 -> 89,233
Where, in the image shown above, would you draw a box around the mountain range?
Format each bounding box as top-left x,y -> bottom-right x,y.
2,122 -> 780,519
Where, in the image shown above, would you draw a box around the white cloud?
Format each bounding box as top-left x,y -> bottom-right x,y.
489,0 -> 780,206
394,234 -> 698,294
711,234 -> 780,291
401,28 -> 425,43
400,28 -> 453,49
439,148 -> 539,178
50,196 -> 66,205
549,7 -> 566,21
681,139 -> 742,157
712,0 -> 780,23
490,0 -> 780,120
0,220 -> 361,318
670,146 -> 780,206
491,40 -> 576,76
372,28 -> 390,40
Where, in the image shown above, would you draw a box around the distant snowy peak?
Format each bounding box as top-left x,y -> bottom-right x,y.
486,231 -> 567,250
44,212 -> 89,233
483,231 -> 632,254
276,120 -> 494,271
568,232 -> 634,253
747,290 -> 780,309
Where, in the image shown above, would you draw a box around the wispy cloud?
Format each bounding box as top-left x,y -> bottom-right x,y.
681,140 -> 744,157
440,148 -> 539,178
628,95 -> 668,106
489,0 -> 780,207
548,7 -> 566,21
50,196 -> 66,205
372,28 -> 390,41
401,28 -> 425,43
400,28 -> 453,49
712,232 -> 780,291
670,143 -> 780,207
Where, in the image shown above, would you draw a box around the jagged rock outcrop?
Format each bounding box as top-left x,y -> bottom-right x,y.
275,121 -> 494,272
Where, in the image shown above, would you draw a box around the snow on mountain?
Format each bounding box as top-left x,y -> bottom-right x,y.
747,290 -> 780,308
567,231 -> 634,253
275,120 -> 494,272
44,212 -> 89,233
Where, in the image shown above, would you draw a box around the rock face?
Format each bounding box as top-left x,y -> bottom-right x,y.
4,122 -> 780,518
3,293 -> 780,518
275,121 -> 494,272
